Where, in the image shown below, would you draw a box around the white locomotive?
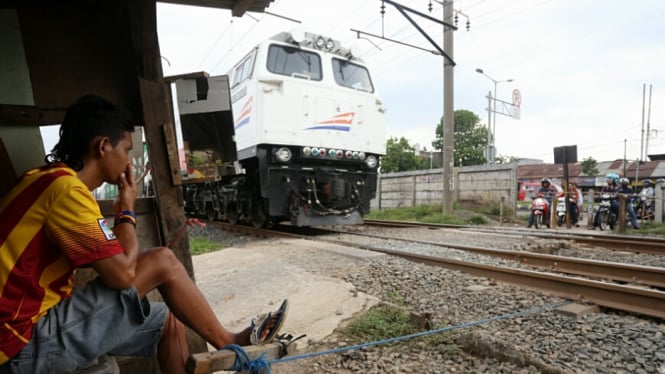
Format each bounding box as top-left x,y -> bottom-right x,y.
178,29 -> 386,227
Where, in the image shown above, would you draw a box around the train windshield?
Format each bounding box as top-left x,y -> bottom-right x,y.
332,58 -> 374,93
267,45 -> 322,80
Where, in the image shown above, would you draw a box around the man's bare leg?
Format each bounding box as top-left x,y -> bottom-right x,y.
133,247 -> 262,348
158,312 -> 189,374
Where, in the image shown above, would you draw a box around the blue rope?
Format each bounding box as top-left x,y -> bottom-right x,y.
220,344 -> 271,373
269,301 -> 571,365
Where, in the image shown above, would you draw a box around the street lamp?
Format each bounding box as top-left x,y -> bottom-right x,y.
476,68 -> 513,163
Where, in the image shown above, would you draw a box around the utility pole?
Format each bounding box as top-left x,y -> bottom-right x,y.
442,0 -> 454,214
623,139 -> 627,177
640,83 -> 645,162
485,91 -> 492,163
645,84 -> 653,160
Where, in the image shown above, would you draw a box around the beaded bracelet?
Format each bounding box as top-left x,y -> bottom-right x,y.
114,210 -> 137,228
114,210 -> 137,220
114,217 -> 136,228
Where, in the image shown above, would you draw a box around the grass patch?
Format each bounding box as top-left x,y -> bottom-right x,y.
343,304 -> 417,342
468,214 -> 488,225
366,204 -> 474,225
340,303 -> 458,353
638,221 -> 665,236
189,236 -> 226,255
366,203 -> 506,225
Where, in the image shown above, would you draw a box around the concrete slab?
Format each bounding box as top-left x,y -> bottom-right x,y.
192,238 -> 380,344
554,303 -> 600,318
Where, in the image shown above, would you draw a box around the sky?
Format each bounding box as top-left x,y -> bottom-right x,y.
150,1 -> 665,164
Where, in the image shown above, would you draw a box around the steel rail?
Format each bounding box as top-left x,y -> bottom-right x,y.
314,237 -> 665,319
363,219 -> 665,255
213,221 -> 665,318
325,229 -> 665,289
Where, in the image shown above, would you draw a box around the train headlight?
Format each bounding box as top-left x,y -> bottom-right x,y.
319,148 -> 326,156
275,147 -> 292,162
365,155 -> 378,169
358,152 -> 366,160
311,148 -> 319,156
328,149 -> 336,157
303,146 -> 312,156
325,38 -> 335,50
315,36 -> 326,49
345,150 -> 353,159
336,149 -> 344,158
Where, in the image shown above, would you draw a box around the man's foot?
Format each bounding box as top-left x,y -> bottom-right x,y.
526,225 -> 532,228
251,300 -> 289,346
231,300 -> 288,346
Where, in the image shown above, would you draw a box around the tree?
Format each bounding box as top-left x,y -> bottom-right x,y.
432,109 -> 487,166
494,154 -> 519,164
581,156 -> 599,176
381,137 -> 426,173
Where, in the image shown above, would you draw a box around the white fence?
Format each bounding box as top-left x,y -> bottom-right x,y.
372,163 -> 518,214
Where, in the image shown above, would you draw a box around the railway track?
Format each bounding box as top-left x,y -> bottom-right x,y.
208,220 -> 665,319
364,219 -> 665,255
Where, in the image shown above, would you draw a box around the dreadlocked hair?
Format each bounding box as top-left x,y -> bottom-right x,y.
45,94 -> 135,170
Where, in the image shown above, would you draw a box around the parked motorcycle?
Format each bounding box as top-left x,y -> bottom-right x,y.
531,194 -> 550,229
556,197 -> 578,226
634,196 -> 654,221
596,193 -> 616,231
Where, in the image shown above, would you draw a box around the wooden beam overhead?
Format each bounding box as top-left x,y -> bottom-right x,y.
231,0 -> 254,17
0,104 -> 67,126
157,0 -> 274,15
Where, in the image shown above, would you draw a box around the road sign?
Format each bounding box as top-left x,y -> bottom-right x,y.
513,106 -> 521,120
512,89 -> 522,107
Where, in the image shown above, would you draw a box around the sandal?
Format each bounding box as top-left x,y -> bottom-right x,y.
249,299 -> 289,345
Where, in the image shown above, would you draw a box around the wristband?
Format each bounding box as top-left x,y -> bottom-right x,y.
114,217 -> 137,228
115,210 -> 136,220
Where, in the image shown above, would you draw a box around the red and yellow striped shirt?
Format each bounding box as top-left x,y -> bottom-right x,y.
0,164 -> 124,364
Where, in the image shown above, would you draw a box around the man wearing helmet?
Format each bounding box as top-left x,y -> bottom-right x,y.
526,177 -> 557,228
618,177 -> 639,229
593,174 -> 639,229
592,173 -> 619,229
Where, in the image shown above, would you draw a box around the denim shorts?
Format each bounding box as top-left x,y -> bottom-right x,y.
1,278 -> 167,373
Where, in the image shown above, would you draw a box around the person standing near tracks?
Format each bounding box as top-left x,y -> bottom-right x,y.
618,177 -> 640,229
558,181 -> 580,226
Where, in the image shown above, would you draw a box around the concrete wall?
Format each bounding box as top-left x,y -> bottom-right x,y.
372,163 -> 518,213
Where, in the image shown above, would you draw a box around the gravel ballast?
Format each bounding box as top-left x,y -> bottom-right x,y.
188,224 -> 665,373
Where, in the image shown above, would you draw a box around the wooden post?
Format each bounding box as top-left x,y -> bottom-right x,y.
618,194 -> 626,233
656,180 -> 663,223
129,0 -> 207,356
185,343 -> 297,374
586,189 -> 595,227
499,196 -> 504,225
552,196 -> 559,229
412,175 -> 417,207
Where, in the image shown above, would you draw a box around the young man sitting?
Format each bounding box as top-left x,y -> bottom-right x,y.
0,95 -> 287,373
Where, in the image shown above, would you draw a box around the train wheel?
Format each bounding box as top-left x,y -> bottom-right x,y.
226,203 -> 239,225
205,203 -> 216,221
251,199 -> 268,229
